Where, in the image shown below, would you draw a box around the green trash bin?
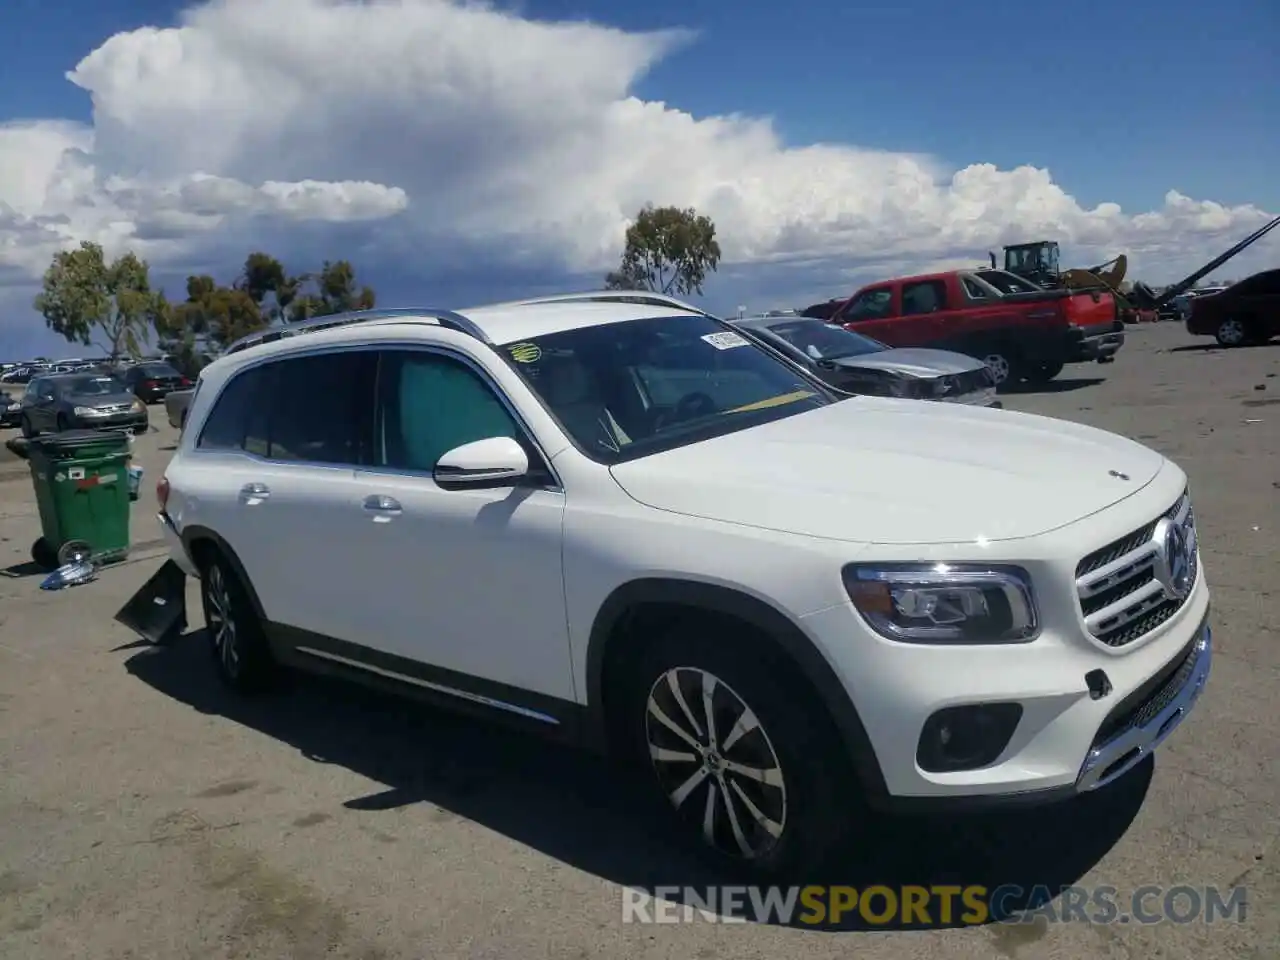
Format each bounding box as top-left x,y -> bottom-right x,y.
27,429 -> 133,569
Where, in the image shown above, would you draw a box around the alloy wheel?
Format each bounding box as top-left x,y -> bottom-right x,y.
645,667 -> 787,861
1216,319 -> 1245,346
982,353 -> 1011,386
205,564 -> 240,678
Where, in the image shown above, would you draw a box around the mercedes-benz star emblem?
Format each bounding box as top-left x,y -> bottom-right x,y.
1108,470 -> 1130,481
1153,517 -> 1194,600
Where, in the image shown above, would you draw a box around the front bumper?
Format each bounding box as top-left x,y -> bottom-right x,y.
0,406 -> 20,427
801,568 -> 1211,809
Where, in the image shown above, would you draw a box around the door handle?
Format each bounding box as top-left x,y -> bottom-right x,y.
363,494 -> 402,514
239,482 -> 270,504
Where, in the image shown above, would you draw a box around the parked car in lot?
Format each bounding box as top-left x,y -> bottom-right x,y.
820,269 -> 1126,389
0,388 -> 21,428
165,388 -> 195,430
120,361 -> 191,403
1183,270 -> 1280,346
148,292 -> 1210,880
19,372 -> 149,437
729,314 -> 999,406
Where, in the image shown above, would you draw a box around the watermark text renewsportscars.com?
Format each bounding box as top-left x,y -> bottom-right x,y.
621,884 -> 1248,926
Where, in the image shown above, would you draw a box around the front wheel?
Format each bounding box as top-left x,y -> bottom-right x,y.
1214,318 -> 1249,347
199,551 -> 277,694
55,414 -> 69,432
20,416 -> 36,439
624,628 -> 856,881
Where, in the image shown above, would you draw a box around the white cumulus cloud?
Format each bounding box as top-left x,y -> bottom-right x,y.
0,0 -> 1274,340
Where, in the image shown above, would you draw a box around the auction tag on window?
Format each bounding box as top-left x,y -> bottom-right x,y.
701,331 -> 749,351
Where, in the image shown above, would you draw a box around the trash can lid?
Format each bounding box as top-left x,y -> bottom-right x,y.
28,429 -> 131,455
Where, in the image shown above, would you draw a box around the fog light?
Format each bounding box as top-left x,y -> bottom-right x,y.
916,703 -> 1022,773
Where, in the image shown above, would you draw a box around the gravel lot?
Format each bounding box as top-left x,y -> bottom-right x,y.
1,324 -> 1277,959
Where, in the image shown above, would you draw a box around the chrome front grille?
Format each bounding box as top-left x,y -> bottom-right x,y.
99,403 -> 132,414
1075,490 -> 1197,647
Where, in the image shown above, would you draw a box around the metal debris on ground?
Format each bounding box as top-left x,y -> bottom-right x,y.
40,558 -> 98,590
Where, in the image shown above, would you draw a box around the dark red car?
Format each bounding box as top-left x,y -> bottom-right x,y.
1184,269 -> 1280,346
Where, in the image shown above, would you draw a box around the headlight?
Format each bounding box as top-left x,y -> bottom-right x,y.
6,403 -> 18,411
74,406 -> 106,417
132,398 -> 145,411
842,563 -> 1039,644
931,376 -> 958,398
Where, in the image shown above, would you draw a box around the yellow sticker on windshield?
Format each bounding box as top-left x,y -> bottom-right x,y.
509,342 -> 541,363
726,390 -> 815,414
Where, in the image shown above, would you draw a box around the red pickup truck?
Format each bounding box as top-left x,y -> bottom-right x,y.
819,268 -> 1126,388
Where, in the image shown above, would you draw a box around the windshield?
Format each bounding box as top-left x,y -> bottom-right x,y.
976,270 -> 1043,295
501,314 -> 835,464
60,375 -> 125,396
756,318 -> 886,360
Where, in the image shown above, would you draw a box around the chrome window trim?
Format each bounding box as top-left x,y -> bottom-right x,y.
190,340 -> 564,493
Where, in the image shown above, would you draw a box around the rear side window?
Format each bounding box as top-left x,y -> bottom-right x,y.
196,351 -> 377,464
900,280 -> 948,315
198,367 -> 269,450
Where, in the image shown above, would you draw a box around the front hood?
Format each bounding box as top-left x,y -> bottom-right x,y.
834,348 -> 983,378
610,399 -> 1165,545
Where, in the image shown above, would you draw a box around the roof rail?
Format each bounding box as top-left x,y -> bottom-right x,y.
509,290 -> 719,319
222,307 -> 489,356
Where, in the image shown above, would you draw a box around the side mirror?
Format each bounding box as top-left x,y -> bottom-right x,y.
433,436 -> 529,489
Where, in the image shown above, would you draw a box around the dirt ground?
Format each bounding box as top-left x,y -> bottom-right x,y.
1,324 -> 1277,960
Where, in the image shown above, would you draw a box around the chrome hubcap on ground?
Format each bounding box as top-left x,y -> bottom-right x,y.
983,353 -> 1010,385
645,667 -> 787,860
205,566 -> 239,677
1218,319 -> 1244,345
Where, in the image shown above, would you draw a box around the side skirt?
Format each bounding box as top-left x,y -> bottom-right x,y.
265,623 -> 589,746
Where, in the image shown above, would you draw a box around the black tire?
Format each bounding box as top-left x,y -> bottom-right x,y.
55,414 -> 69,432
621,625 -> 857,882
20,416 -> 35,439
1024,360 -> 1065,384
198,549 -> 277,694
31,537 -> 57,570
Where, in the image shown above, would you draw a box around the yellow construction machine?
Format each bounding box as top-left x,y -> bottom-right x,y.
988,215 -> 1280,322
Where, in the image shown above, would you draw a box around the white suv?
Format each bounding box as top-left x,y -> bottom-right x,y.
156,291 -> 1211,879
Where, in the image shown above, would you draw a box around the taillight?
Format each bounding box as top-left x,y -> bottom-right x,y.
157,477 -> 170,509
180,378 -> 191,387
143,379 -> 157,388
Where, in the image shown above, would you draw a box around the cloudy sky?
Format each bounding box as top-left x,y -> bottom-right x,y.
1,0 -> 1276,358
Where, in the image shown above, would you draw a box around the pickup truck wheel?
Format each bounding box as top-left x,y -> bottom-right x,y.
624,627 -> 854,881
199,551 -> 277,694
1024,360 -> 1064,384
1214,318 -> 1247,347
980,350 -> 1020,389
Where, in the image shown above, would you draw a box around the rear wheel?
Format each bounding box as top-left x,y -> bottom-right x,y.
198,550 -> 277,694
622,625 -> 856,881
980,348 -> 1021,390
1023,360 -> 1065,384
